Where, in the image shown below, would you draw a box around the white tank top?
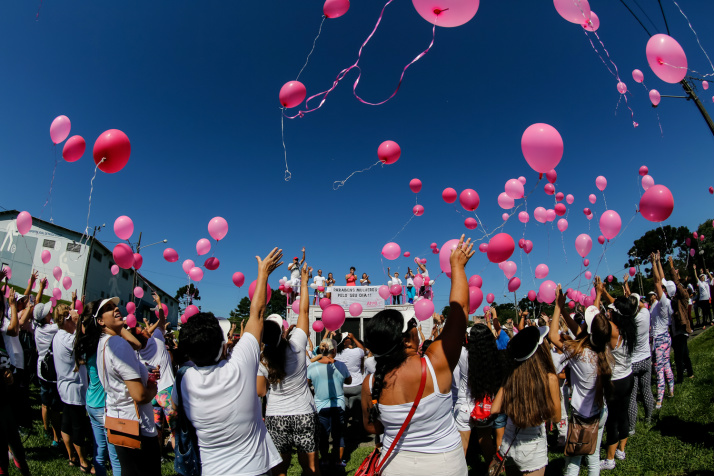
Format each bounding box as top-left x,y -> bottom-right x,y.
369,356 -> 462,454
611,336 -> 633,381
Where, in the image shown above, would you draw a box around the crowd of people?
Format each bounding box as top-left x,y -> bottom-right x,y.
0,238 -> 704,476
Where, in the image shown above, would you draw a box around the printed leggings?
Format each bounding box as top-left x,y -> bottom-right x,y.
628,358 -> 655,433
653,333 -> 675,404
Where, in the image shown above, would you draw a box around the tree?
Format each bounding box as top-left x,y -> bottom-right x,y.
492,302 -> 516,324
229,297 -> 251,324
441,305 -> 450,318
626,225 -> 690,269
175,284 -> 200,314
266,294 -> 287,319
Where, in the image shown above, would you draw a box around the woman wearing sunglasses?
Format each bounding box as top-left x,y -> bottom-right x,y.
361,235 -> 474,476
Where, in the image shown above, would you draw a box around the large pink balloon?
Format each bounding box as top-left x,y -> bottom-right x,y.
185,304 -> 200,318
413,205 -> 424,216
16,211 -> 32,236
50,115 -> 71,144
468,286 -> 483,314
182,259 -> 195,274
319,298 -> 331,310
502,261 -> 517,280
534,207 -> 547,224
248,280 -> 272,304
62,135 -> 86,162
114,216 -> 134,240
487,233 -> 515,264
439,239 -> 461,278
208,217 -> 229,241
505,179 -> 524,199
553,0 -> 591,24
411,0 -> 480,27
323,304 -> 346,331
62,276 -> 72,290
279,81 -> 306,108
133,254 -> 143,270
409,178 -> 422,193
390,284 -> 402,296
126,302 -> 136,314
574,234 -> 593,258
52,264 -> 62,280
649,89 -> 661,106
41,250 -> 51,264
508,277 -> 521,293
521,123 -> 564,174
312,320 -> 325,332
163,248 -> 179,263
535,264 -> 549,279
566,194 -> 574,205
595,176 -> 607,191
460,189 -> 480,211
442,187 -> 457,203
519,211 -> 529,223
382,242 -> 401,260
464,217 -> 478,230
497,192 -> 514,210
180,314 -> 188,324
204,257 -> 220,270
189,267 -> 204,282
632,69 -> 644,83
349,303 -> 363,317
539,280 -> 557,304
486,293 -> 495,304
646,34 -> 688,84
324,0 -> 350,18
93,129 -> 131,174
113,244 -> 135,269
469,274 -> 483,288
134,286 -> 144,299
378,140 -> 401,165
111,265 -> 119,276
196,238 -> 211,256
557,218 -> 568,232
232,271 -> 245,287
640,184 -> 674,222
378,285 -> 391,300
599,210 -> 622,240
415,298 -> 435,321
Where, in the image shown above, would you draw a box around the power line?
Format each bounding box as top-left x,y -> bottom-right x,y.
657,0 -> 671,35
618,0 -> 653,37
633,0 -> 660,35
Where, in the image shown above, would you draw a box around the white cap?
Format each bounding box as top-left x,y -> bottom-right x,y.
631,293 -> 641,302
661,278 -> 676,298
93,297 -> 120,319
266,314 -> 284,329
33,302 -> 51,323
584,305 -> 599,334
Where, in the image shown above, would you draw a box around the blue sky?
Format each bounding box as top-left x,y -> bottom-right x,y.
1,0 -> 714,316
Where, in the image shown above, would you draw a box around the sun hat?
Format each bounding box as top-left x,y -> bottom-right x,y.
507,326 -> 549,362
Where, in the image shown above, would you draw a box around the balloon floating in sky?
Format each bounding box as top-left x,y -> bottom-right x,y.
163,248 -> 179,263
382,242 -> 401,260
442,188 -> 457,203
646,34 -> 687,84
204,257 -> 220,271
464,217 -> 478,230
498,192 -> 514,209
649,89 -> 661,107
413,205 -> 424,216
41,250 -> 51,264
546,169 -> 557,184
196,238 -> 211,256
50,115 -> 71,144
411,0 -> 481,27
16,211 -> 32,236
133,254 -> 143,270
639,165 -> 648,176
279,81 -> 307,108
521,123 -> 564,174
505,179 -> 524,199
553,0 -> 591,24
639,184 -> 674,222
487,233 -> 515,264
93,129 -> 131,174
378,140 -> 401,165
599,210 -> 621,240
460,189 -> 480,211
616,82 -> 627,94
208,217 -> 229,241
113,244 -> 134,269
323,0 -> 350,19
642,174 -> 655,191
114,216 -> 134,240
62,136 -> 86,163
632,69 -> 644,83
439,239 -> 461,277
409,178 -> 422,193
574,234 -> 593,258
232,272 -> 245,288
583,10 -> 599,31
595,176 -> 607,191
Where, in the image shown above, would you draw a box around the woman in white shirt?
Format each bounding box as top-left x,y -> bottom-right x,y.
257,264 -> 318,476
94,298 -> 160,476
33,301 -> 61,448
175,248 -> 283,476
335,331 -> 366,421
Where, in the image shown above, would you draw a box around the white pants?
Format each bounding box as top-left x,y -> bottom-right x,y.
380,447 -> 467,476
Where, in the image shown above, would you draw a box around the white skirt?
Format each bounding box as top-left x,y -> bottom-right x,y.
380,446 -> 467,476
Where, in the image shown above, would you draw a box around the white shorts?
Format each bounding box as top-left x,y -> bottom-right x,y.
381,447 -> 467,476
500,422 -> 548,473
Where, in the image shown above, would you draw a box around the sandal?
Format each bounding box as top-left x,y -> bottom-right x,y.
68,459 -> 79,468
79,463 -> 95,474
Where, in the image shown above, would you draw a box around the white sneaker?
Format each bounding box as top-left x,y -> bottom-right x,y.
615,449 -> 626,460
600,459 -> 616,470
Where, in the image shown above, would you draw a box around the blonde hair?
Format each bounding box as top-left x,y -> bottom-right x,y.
319,338 -> 337,355
54,304 -> 70,330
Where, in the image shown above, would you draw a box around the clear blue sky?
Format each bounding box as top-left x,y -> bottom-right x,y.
1,1 -> 713,316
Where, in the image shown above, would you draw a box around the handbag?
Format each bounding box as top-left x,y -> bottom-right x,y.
40,335 -> 57,383
174,366 -> 202,476
487,427 -> 519,476
564,412 -> 600,456
101,340 -> 142,449
355,357 -> 427,476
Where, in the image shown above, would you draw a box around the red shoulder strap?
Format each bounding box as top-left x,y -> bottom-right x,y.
376,357 -> 427,472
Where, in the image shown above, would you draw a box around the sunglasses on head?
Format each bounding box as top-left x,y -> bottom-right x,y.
403,317 -> 418,335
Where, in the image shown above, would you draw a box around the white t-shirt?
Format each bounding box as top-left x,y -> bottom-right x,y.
173,333 -> 281,476
551,347 -> 568,374
98,335 -> 157,437
455,347 -> 470,405
1,317 -> 24,369
650,295 -> 672,337
313,276 -> 326,287
363,356 -> 376,376
53,329 -> 87,406
406,277 -> 415,287
257,328 -> 316,417
390,277 -> 402,286
631,308 -> 651,363
138,335 -> 175,393
335,347 -> 365,387
698,279 -> 710,301
565,347 -> 599,418
34,322 -> 58,381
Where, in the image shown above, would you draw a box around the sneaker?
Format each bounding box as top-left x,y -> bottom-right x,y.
600,459 -> 616,470
615,449 -> 626,460
50,441 -> 59,449
628,429 -> 636,436
656,403 -> 662,410
338,460 -> 347,467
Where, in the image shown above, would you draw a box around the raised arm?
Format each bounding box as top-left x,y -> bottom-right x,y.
418,324 -> 426,343
23,271 -> 37,298
668,256 -> 682,288
656,251 -> 666,284
491,308 -> 501,334
245,248 -> 283,340
594,276 -> 614,307
36,279 -> 47,305
622,274 -> 631,297
297,264 -> 310,336
517,310 -> 527,331
299,247 -> 306,266
548,285 -> 566,351
652,252 -> 664,299
5,293 -> 19,337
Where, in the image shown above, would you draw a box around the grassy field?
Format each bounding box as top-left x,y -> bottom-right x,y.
12,328 -> 714,476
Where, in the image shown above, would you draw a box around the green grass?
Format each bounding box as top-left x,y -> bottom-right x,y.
12,329 -> 714,475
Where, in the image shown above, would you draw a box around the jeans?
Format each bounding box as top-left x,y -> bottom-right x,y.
114,435 -> 161,476
86,405 -> 121,476
672,333 -> 694,383
564,406 -> 608,476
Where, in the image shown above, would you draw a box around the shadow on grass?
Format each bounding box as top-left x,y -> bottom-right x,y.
653,416 -> 714,449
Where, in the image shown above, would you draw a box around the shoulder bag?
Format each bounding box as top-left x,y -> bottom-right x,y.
355,357 -> 427,476
40,334 -> 57,383
101,339 -> 142,449
174,366 -> 202,476
564,412 -> 600,456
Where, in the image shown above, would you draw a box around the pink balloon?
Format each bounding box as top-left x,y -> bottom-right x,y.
382,242 -> 401,260
589,194 -> 597,204
411,0 -> 480,27
403,252 -> 411,258
546,169 -> 558,184
566,194 -> 574,205
75,300 -> 84,315
319,298 -> 332,310
378,285 -> 391,300
544,183 -> 555,195
583,259 -> 590,266
704,81 -> 710,90
701,235 -> 705,242
111,265 -> 119,276
587,212 -> 594,221
460,189 -> 480,211
52,287 -> 62,300
502,213 -> 509,221
508,277 -> 521,293
607,275 -> 613,283
527,290 -> 537,301
523,240 -> 533,254
502,261 -> 517,280
535,264 -> 549,279
468,275 -> 482,288
415,298 -> 435,321
413,275 -> 424,289
629,267 -> 636,277
518,239 -> 526,249
545,209 -> 556,222
439,239 -> 461,277
639,166 -> 648,176
639,184 -> 674,222
279,81 -> 307,108
584,271 -> 592,280
50,115 -> 71,144
163,248 -> 179,263
413,205 -> 425,216
505,179 -> 524,199
518,211 -> 529,223
114,216 -> 134,240
390,284 -> 402,296
597,235 -> 605,245
554,203 -> 566,216
642,175 -> 655,190
134,286 -> 144,299
93,129 -> 131,174
196,238 -> 211,256
583,208 -> 591,215
478,243 -> 488,253
538,280 -> 557,304
189,267 -> 204,282
378,140 -> 401,165
430,242 -> 438,249
323,0 -> 350,18
709,187 -> 714,195
155,303 -> 168,319
180,314 -> 188,324
126,314 -> 137,328
312,320 -> 325,332
616,82 -> 627,94
599,210 -> 622,240
322,304 -> 346,331
468,286 -> 484,314
409,178 -> 422,193
126,302 -> 136,314
62,135 -> 86,162
349,303 -> 362,317
133,254 -> 143,270
632,69 -> 644,83
465,217 -> 478,230
248,281 -> 272,304
595,176 -> 607,191
230,272 -> 244,288
420,258 -> 427,264
646,34 -> 688,84
518,176 -> 527,184
555,192 -> 564,202
16,211 -> 32,236
534,207 -> 547,223
484,306 -> 490,314
486,293 -> 495,304
498,192 -> 514,210
113,244 -> 135,269
204,257 -> 220,271
442,187 -> 457,203
553,0 -> 591,24
41,250 -> 51,264
182,259 -> 195,274
62,276 -> 72,290
583,10 -> 599,31
690,248 -> 696,257
2,266 -> 11,280
521,123 -> 563,174
208,217 -> 229,241
487,233 -> 515,264
649,89 -> 661,106
185,304 -> 199,318
575,234 -> 593,258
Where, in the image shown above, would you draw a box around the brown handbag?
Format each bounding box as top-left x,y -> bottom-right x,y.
564,413 -> 600,456
102,340 -> 142,449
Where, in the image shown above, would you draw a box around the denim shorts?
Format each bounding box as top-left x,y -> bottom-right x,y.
39,379 -> 62,409
500,422 -> 548,473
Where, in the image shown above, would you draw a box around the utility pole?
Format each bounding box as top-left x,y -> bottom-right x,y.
680,79 -> 714,137
131,232 -> 142,301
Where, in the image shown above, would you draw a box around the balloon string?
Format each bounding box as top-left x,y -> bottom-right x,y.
333,160 -> 383,190
671,0 -> 714,75
389,213 -> 415,242
40,145 -> 59,222
660,61 -> 714,78
638,81 -> 665,136
68,159 -> 105,264
584,31 -> 617,79
35,0 -> 42,20
296,15 -> 326,81
280,110 -> 291,181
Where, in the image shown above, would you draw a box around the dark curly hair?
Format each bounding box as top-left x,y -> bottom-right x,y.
610,296 -> 638,356
260,320 -> 289,385
178,313 -> 224,367
364,309 -> 409,424
74,300 -> 105,369
466,324 -> 504,402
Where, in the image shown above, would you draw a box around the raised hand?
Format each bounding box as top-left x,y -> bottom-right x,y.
301,263 -> 310,280
556,284 -> 566,309
449,234 -> 475,269
256,248 -> 284,276
152,292 -> 161,305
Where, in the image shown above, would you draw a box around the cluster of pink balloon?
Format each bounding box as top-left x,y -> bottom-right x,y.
51,115 -> 131,173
